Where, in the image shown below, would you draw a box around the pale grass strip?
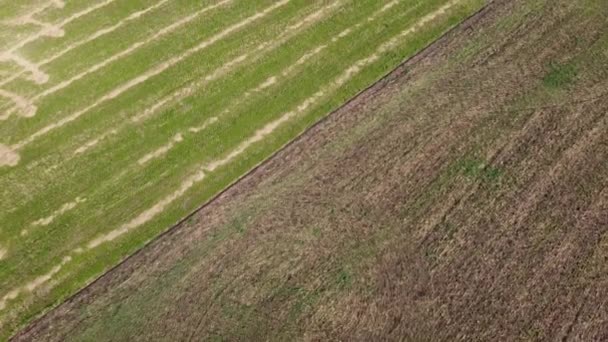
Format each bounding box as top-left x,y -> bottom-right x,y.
0,55 -> 40,119
137,117 -> 219,166
10,0 -> 287,152
0,143 -> 20,167
0,89 -> 36,120
0,256 -> 71,310
137,133 -> 183,166
7,53 -> 48,83
0,0 -> 171,88
137,116 -> 219,166
73,129 -> 117,155
4,0 -> 117,54
32,0 -> 234,101
20,197 -> 87,237
131,0 -> 343,123
189,116 -> 220,134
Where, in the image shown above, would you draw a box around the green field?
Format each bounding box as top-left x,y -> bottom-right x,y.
0,0 -> 484,337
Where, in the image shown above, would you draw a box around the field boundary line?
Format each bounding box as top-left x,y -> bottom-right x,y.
9,1 -> 495,338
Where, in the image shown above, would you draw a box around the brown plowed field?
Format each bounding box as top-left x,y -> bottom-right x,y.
14,0 -> 608,340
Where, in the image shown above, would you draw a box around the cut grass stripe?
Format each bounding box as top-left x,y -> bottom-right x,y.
6,0 -> 289,152
0,0 -> 171,89
0,0 -> 327,216
3,0 -> 118,54
0,0 -> 234,120
131,0 -> 408,168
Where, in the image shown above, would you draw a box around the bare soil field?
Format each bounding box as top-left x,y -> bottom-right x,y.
13,0 -> 608,340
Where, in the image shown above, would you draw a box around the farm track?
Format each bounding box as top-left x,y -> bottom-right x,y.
11,0 -> 608,339
0,0 -> 485,338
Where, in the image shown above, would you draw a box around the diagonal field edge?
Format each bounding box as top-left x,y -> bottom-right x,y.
11,1 -> 496,339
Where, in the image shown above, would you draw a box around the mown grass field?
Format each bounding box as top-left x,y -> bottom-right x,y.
11,0 -> 608,339
0,0 -> 485,338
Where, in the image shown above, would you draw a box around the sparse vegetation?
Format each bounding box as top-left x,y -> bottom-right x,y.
543,62 -> 578,89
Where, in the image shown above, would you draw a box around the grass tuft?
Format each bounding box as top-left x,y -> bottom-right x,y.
542,61 -> 578,89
